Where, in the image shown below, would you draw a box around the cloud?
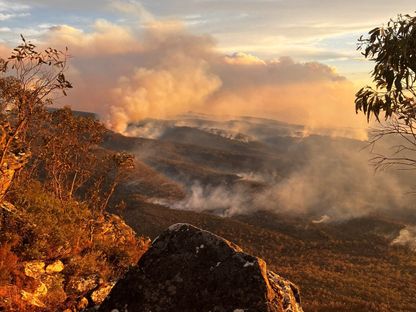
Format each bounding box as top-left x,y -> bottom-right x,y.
31,18 -> 368,135
0,1 -> 29,12
7,0 -> 416,66
0,0 -> 30,21
0,12 -> 29,21
45,20 -> 142,56
110,0 -> 155,23
224,52 -> 266,65
133,0 -> 415,60
0,12 -> 368,135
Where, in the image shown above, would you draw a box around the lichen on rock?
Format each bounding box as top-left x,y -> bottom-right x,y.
100,223 -> 303,312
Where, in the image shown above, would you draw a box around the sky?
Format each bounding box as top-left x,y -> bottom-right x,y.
1,0 -> 414,82
0,0 -> 415,134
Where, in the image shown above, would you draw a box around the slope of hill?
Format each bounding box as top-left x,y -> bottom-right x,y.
102,115 -> 416,312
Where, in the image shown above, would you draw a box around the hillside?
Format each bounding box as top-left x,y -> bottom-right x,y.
103,116 -> 416,312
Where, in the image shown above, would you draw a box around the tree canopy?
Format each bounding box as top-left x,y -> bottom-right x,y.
355,14 -> 416,171
356,14 -> 416,124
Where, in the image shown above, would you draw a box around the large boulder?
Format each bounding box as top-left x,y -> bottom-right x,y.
100,223 -> 303,312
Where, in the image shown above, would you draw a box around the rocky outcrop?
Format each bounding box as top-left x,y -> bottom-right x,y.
0,124 -> 30,202
0,200 -> 149,311
21,260 -> 66,308
100,223 -> 303,312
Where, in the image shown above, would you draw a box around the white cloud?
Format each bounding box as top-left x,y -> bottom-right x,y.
110,0 -> 155,23
0,0 -> 30,21
0,1 -> 29,11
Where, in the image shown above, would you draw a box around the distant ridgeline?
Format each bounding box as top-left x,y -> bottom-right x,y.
47,107 -> 98,120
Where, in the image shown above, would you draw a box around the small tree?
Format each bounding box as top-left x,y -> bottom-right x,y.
1,37 -> 135,213
0,36 -> 72,200
24,107 -> 135,212
28,107 -> 105,200
355,14 -> 416,170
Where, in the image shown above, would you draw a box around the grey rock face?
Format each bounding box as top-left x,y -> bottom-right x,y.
100,223 -> 303,312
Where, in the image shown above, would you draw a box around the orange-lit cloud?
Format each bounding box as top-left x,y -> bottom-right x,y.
45,20 -> 142,56
2,18 -> 368,137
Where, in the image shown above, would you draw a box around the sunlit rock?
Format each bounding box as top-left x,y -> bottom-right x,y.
46,260 -> 65,274
21,282 -> 47,308
0,124 -> 30,202
77,297 -> 89,310
24,261 -> 45,279
91,283 -> 116,305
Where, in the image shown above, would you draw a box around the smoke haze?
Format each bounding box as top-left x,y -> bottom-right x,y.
3,7 -> 414,226
128,117 -> 415,223
0,14 -> 368,137
392,226 -> 416,250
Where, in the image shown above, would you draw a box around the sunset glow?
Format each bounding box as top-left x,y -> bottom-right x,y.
3,0 -> 412,134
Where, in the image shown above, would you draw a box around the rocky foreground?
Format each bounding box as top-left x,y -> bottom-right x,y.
100,223 -> 303,312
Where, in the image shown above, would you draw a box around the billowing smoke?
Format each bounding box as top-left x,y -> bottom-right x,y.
170,183 -> 248,217
42,20 -> 223,133
392,226 -> 416,250
5,8 -> 409,222
109,51 -> 221,133
7,14 -> 367,137
253,137 -> 413,220
131,116 -> 415,222
312,215 -> 331,224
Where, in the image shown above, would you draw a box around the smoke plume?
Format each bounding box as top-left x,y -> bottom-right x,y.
392,226 -> 416,250
11,15 -> 368,137
130,117 -> 415,221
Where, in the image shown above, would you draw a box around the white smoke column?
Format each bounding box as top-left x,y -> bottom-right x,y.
37,17 -> 368,138
172,183 -> 246,216
392,226 -> 416,251
312,215 -> 331,224
106,23 -> 222,133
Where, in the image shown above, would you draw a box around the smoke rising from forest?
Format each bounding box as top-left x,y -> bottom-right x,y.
392,226 -> 416,250
4,16 -> 368,138
2,9 -> 410,223
130,118 -> 415,222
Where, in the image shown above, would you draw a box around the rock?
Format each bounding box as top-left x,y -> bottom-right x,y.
77,297 -> 89,310
41,273 -> 67,304
21,261 -> 68,308
21,282 -> 48,308
94,214 -> 141,245
91,283 -> 116,305
21,290 -> 46,308
99,223 -> 303,312
24,260 -> 46,279
46,260 -> 65,274
72,276 -> 98,294
0,123 -> 30,202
